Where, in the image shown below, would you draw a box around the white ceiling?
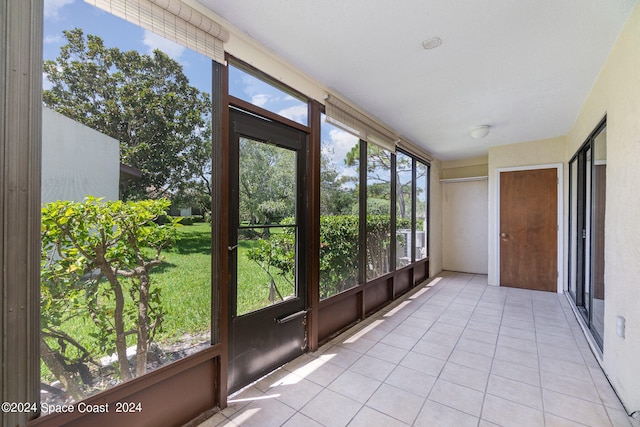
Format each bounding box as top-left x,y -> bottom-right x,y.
198,0 -> 636,161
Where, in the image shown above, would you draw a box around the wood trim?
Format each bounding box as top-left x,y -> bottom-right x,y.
228,96 -> 311,134
307,101 -> 321,352
1,1 -> 43,425
212,58 -> 229,407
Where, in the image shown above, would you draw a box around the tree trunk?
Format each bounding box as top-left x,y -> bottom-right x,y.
136,273 -> 150,377
40,338 -> 85,401
102,267 -> 132,382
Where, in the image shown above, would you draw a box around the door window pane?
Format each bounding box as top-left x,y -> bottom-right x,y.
229,64 -> 308,125
237,138 -> 297,315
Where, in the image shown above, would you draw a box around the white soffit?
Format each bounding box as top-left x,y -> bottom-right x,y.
196,0 -> 637,161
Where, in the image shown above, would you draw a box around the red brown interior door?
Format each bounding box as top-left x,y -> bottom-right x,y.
500,168 -> 557,292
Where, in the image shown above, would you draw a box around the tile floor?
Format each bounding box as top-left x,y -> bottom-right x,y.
200,272 -> 639,427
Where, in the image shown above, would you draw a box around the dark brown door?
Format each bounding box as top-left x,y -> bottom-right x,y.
500,168 -> 557,292
228,108 -> 308,393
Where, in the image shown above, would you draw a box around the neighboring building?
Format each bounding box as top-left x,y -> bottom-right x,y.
41,106 -> 120,203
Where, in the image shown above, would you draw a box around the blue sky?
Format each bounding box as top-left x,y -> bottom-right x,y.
43,0 -> 358,182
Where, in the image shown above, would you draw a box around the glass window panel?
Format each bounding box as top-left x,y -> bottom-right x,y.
396,152 -> 413,268
239,138 -> 297,226
592,126 -> 606,344
236,138 -> 297,315
319,114 -> 359,299
236,226 -> 297,316
229,64 -> 308,126
366,145 -> 392,280
41,0 -> 211,406
415,161 -> 429,260
569,158 -> 578,298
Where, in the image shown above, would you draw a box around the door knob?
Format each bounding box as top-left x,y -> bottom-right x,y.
500,232 -> 508,239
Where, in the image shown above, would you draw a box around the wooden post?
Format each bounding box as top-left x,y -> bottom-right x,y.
0,1 -> 43,425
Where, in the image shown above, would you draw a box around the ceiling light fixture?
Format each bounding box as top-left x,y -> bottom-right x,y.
470,125 -> 490,139
422,37 -> 442,50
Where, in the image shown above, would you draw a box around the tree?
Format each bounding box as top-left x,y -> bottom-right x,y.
43,28 -> 211,201
239,138 -> 296,225
41,197 -> 178,387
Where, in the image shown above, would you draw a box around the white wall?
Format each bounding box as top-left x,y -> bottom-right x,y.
41,107 -> 120,203
442,179 -> 488,274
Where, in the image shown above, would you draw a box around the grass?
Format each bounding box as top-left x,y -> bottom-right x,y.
41,222 -> 294,375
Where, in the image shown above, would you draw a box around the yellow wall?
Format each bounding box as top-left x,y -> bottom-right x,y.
484,1 -> 640,412
567,0 -> 640,412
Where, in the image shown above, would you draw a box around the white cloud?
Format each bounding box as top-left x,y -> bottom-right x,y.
142,30 -> 185,60
43,34 -> 63,44
44,0 -> 76,19
42,72 -> 53,91
251,94 -> 270,108
278,105 -> 307,123
329,128 -> 359,162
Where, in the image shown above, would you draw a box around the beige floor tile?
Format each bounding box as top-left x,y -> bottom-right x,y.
380,332 -> 420,350
287,355 -> 345,387
400,351 -> 446,377
412,339 -> 454,360
281,412 -> 324,427
422,329 -> 461,347
335,335 -> 378,354
318,345 -> 362,368
461,327 -> 499,344
300,388 -> 362,427
347,406 -> 409,427
414,400 -> 479,427
544,413 -> 591,426
366,342 -> 409,364
496,334 -> 538,354
493,344 -> 539,369
605,406 -> 634,427
428,379 -> 485,417
439,362 -> 489,392
228,397 -> 296,427
449,348 -> 493,372
539,356 -> 590,378
430,321 -> 465,337
491,358 -> 541,386
537,341 -> 584,363
543,389 -> 612,427
499,325 -> 536,341
384,365 -> 437,398
348,354 -> 396,381
486,374 -> 543,410
455,336 -> 496,358
327,370 -> 381,404
366,383 -> 424,424
481,394 -> 544,427
540,370 -> 601,403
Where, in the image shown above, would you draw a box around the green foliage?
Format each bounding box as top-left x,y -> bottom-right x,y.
41,196 -> 178,386
42,28 -> 211,202
319,215 -> 359,298
246,215 -> 413,300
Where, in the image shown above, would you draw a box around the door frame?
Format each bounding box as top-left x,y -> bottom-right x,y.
494,163 -> 564,293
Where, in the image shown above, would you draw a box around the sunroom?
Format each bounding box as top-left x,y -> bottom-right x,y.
2,0 -> 640,426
